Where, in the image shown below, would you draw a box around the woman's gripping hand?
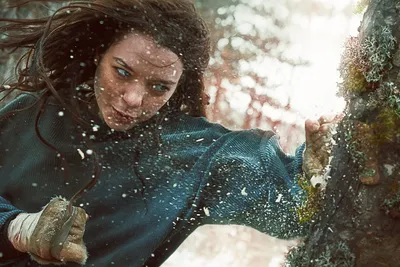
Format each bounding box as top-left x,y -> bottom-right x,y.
7,197 -> 88,265
302,114 -> 343,184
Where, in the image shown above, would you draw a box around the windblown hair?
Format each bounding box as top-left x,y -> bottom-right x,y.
0,0 -> 211,116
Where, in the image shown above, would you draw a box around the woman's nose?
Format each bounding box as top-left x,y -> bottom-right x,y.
122,83 -> 144,107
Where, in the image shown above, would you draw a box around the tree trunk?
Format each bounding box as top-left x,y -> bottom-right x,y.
287,0 -> 400,266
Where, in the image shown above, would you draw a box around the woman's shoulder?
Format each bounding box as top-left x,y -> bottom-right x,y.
161,112 -> 276,149
0,91 -> 42,114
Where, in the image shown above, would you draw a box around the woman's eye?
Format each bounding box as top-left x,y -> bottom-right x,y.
115,68 -> 131,78
151,84 -> 169,92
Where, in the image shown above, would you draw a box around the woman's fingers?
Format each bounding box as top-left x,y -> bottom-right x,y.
318,113 -> 344,126
303,114 -> 343,179
305,119 -> 320,132
305,119 -> 320,147
307,114 -> 343,146
305,114 -> 344,153
318,115 -> 335,125
59,242 -> 88,265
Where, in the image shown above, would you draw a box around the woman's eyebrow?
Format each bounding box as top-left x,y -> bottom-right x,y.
147,78 -> 177,86
113,56 -> 178,85
114,57 -> 134,72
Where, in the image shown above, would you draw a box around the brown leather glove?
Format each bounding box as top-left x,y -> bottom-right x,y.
7,197 -> 88,265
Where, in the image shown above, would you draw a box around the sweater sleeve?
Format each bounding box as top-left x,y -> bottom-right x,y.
195,129 -> 307,239
0,94 -> 36,261
0,197 -> 24,260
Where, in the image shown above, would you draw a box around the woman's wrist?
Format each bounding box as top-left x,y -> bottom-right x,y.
7,211 -> 43,253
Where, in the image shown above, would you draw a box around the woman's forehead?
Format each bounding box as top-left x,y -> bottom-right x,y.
110,32 -> 182,68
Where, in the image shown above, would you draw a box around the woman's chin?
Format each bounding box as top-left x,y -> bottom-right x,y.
103,113 -> 153,132
104,119 -> 138,132
109,122 -> 137,132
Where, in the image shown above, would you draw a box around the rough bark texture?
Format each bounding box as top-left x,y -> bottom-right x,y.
287,1 -> 400,266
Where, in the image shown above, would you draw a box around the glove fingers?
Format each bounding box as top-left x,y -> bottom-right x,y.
58,206 -> 88,264
59,242 -> 88,265
68,206 -> 88,243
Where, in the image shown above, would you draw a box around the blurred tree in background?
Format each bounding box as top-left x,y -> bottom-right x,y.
195,0 -> 352,151
0,1 -> 65,78
197,0 -> 308,150
0,1 -> 65,105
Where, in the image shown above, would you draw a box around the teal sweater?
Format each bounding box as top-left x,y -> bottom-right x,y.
0,93 -> 306,266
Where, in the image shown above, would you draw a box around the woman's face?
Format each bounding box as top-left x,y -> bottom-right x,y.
94,32 -> 183,131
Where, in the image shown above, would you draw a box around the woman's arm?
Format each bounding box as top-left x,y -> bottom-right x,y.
194,115 -> 340,239
0,94 -> 37,262
0,94 -> 89,264
196,130 -> 307,239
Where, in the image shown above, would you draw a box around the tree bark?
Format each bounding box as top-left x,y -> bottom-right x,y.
287,0 -> 400,266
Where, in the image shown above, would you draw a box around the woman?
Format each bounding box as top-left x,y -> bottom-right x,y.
0,0 -> 336,266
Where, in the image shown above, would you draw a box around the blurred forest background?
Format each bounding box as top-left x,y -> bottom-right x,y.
0,0 -> 358,266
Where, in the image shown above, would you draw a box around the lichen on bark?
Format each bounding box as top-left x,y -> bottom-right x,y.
286,0 -> 400,266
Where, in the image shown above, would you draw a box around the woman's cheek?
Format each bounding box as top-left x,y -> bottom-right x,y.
103,90 -> 118,104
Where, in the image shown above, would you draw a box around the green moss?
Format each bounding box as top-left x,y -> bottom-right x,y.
339,26 -> 396,99
343,64 -> 368,93
344,109 -> 400,185
353,0 -> 370,14
382,181 -> 400,218
360,168 -> 376,177
344,121 -> 380,182
370,107 -> 400,145
381,82 -> 400,117
295,175 -> 323,224
286,241 -> 355,267
345,122 -> 367,166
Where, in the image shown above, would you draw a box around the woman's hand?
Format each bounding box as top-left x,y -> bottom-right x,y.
7,197 -> 88,265
302,114 -> 343,184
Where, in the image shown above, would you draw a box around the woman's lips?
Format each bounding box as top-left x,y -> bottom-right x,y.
111,106 -> 136,123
